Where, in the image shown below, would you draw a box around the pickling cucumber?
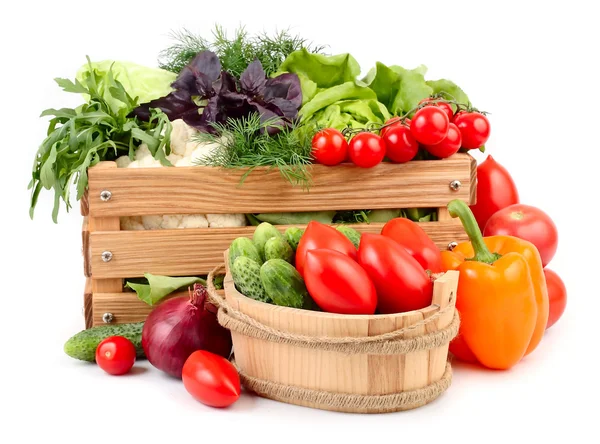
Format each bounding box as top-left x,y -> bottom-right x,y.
228,237 -> 263,269
64,322 -> 145,362
253,222 -> 284,260
284,227 -> 304,251
231,256 -> 270,303
264,236 -> 294,263
336,225 -> 361,248
260,259 -> 310,309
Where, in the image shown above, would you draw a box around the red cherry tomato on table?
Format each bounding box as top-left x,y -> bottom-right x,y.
382,125 -> 419,163
348,132 -> 386,168
95,336 -> 136,375
453,111 -> 491,149
484,204 -> 558,267
303,249 -> 377,315
544,269 -> 567,329
410,106 -> 450,145
380,117 -> 410,138
182,350 -> 241,408
419,98 -> 454,121
311,128 -> 349,166
295,220 -> 357,277
423,122 -> 462,159
358,233 -> 433,314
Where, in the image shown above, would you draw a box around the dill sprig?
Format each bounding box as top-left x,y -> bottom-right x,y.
192,113 -> 315,188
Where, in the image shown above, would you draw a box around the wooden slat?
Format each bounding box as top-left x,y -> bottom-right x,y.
90,221 -> 468,278
80,189 -> 89,216
469,153 -> 477,205
82,217 -> 91,278
83,278 -> 93,329
87,154 -> 474,217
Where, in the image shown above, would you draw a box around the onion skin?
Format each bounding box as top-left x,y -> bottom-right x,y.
142,284 -> 232,378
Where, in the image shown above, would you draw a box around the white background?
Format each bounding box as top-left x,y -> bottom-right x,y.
2,1 -> 598,443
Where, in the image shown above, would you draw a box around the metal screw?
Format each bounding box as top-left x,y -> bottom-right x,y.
449,180 -> 462,191
448,241 -> 458,251
102,312 -> 114,323
100,190 -> 112,201
101,251 -> 113,262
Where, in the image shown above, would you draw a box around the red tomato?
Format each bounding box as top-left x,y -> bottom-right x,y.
380,117 -> 410,138
95,336 -> 136,375
303,249 -> 377,314
419,98 -> 454,121
348,132 -> 386,168
381,218 -> 443,273
382,125 -> 419,163
453,111 -> 490,149
358,233 -> 433,314
182,350 -> 240,408
484,204 -> 558,267
311,128 -> 349,166
470,155 -> 520,231
423,122 -> 462,158
544,269 -> 567,329
295,220 -> 357,277
410,106 -> 450,145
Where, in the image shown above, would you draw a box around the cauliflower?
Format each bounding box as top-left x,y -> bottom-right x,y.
118,120 -> 246,230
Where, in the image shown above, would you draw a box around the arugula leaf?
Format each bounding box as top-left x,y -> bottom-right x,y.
126,274 -> 207,306
54,77 -> 88,94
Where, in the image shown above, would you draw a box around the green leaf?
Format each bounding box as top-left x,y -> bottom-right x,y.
479,145 -> 486,153
40,145 -> 58,189
426,79 -> 470,112
54,78 -> 88,94
361,62 -> 401,111
40,108 -> 77,119
126,274 -> 207,306
299,81 -> 376,122
388,65 -> 433,115
253,211 -> 336,225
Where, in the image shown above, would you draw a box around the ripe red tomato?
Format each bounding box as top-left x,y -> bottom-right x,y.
380,117 -> 410,138
295,220 -> 357,277
410,106 -> 450,145
382,125 -> 419,163
470,155 -> 519,231
544,269 -> 567,329
311,128 -> 349,166
423,122 -> 462,158
358,233 -> 433,314
348,132 -> 386,168
419,98 -> 454,121
303,249 -> 377,314
95,336 -> 136,375
182,350 -> 241,408
484,204 -> 558,267
453,111 -> 490,149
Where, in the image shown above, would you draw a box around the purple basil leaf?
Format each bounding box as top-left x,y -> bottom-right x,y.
187,51 -> 222,84
264,73 -> 302,109
240,59 -> 267,95
266,97 -> 299,119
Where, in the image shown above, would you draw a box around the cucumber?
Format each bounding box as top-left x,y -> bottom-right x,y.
264,236 -> 294,263
253,222 -> 284,260
64,322 -> 145,362
336,225 -> 361,249
284,227 -> 304,251
231,256 -> 270,303
228,237 -> 263,270
260,259 -> 310,309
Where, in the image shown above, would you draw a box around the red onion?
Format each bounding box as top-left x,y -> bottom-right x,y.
142,283 -> 232,378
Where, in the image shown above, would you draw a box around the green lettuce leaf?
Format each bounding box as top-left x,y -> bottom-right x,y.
299,82 -> 377,122
426,79 -> 470,111
126,273 -> 206,306
312,99 -> 391,130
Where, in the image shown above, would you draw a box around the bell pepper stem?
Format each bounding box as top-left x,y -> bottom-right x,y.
447,199 -> 501,264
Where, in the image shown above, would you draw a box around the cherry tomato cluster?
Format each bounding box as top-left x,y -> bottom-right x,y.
311,98 -> 491,168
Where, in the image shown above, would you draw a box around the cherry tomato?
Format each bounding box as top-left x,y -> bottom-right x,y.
382,125 -> 419,163
410,106 -> 450,145
470,155 -> 520,231
348,132 -> 386,168
544,269 -> 567,329
95,336 -> 136,375
311,128 -> 349,166
484,204 -> 558,267
453,111 -> 490,149
423,122 -> 462,159
358,233 -> 433,314
182,350 -> 241,408
303,249 -> 377,315
419,98 -> 454,121
295,220 -> 357,277
380,117 -> 410,138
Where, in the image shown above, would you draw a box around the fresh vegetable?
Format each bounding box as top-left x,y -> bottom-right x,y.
253,222 -> 285,260
228,237 -> 263,270
382,125 -> 419,163
295,221 -> 358,277
348,133 -> 386,168
441,199 -> 549,370
419,98 -> 454,121
483,204 -> 558,267
252,211 -> 336,225
95,336 -> 137,376
264,237 -> 294,263
231,256 -> 269,302
260,259 -> 310,308
357,234 -> 433,314
410,106 -> 450,145
423,122 -> 462,159
544,269 -> 567,329
142,284 -> 232,378
126,273 -> 206,306
453,111 -> 490,149
470,155 -> 520,231
311,128 -> 349,166
64,322 -> 145,362
285,227 -> 304,251
336,226 -> 361,248
381,218 -> 443,273
303,249 -> 377,315
182,350 -> 241,408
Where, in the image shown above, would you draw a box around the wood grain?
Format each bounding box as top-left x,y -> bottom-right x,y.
87,154 -> 474,217
82,217 -> 91,278
83,278 -> 93,329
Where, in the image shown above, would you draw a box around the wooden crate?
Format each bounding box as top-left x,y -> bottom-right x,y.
82,153 -> 476,328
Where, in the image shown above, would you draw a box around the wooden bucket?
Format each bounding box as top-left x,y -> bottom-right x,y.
221,252 -> 459,414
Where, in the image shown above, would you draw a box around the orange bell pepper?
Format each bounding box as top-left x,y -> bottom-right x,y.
441,199 -> 549,370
